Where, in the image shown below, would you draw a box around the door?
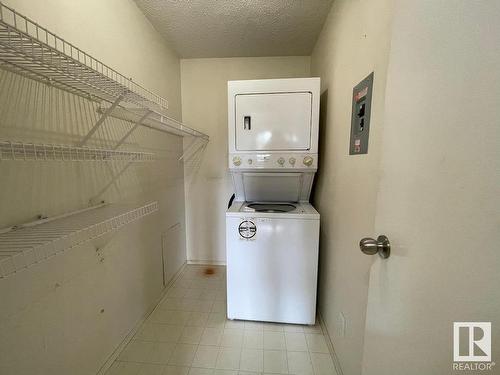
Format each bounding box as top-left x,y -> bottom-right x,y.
361,2 -> 499,374
235,92 -> 312,151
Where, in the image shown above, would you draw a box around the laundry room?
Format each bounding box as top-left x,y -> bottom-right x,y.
0,1 -> 498,375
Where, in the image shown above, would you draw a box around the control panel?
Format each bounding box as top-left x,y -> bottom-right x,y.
229,153 -> 318,170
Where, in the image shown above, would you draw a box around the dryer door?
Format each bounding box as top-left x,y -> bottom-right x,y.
235,92 -> 312,151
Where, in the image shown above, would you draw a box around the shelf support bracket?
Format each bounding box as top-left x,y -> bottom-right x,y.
79,93 -> 126,147
178,137 -> 199,161
113,110 -> 152,150
180,138 -> 207,162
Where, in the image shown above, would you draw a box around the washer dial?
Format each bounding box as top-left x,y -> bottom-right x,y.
303,156 -> 314,166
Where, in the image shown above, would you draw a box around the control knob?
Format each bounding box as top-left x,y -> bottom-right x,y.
289,157 -> 296,165
232,156 -> 241,166
303,156 -> 314,166
277,157 -> 285,166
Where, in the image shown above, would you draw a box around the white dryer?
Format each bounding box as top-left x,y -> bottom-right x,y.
226,78 -> 320,325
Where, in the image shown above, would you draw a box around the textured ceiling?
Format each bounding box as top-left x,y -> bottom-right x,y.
134,0 -> 333,58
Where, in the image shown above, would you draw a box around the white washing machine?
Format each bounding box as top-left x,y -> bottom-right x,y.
226,201 -> 319,324
226,78 -> 320,324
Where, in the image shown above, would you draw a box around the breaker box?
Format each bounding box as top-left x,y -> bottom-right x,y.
349,72 -> 374,155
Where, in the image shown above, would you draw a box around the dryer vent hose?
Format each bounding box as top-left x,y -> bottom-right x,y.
228,193 -> 235,208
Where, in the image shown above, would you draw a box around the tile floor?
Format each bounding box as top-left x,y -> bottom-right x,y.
106,265 -> 338,375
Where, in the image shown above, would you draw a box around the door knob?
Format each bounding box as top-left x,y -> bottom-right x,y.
359,235 -> 391,259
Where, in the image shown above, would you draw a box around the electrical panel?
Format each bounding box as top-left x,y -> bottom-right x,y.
349,72 -> 374,155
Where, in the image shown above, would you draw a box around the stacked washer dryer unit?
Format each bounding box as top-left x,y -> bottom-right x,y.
226,78 -> 320,325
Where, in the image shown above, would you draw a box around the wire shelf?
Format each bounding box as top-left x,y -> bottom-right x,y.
0,1 -> 166,111
104,106 -> 210,141
0,2 -> 210,141
0,140 -> 156,162
0,201 -> 159,278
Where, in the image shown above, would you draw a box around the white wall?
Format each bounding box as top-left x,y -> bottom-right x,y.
0,1 -> 186,374
180,57 -> 311,263
310,1 -> 394,374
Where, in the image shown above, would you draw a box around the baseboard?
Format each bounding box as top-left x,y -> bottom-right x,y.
318,311 -> 344,375
96,262 -> 187,375
187,259 -> 226,266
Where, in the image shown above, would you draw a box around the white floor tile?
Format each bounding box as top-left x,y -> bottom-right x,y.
119,340 -> 157,362
214,370 -> 238,375
303,324 -> 322,334
207,312 -> 226,328
166,288 -> 188,299
221,329 -> 244,348
240,349 -> 264,372
243,330 -> 264,349
225,320 -> 245,329
150,310 -> 190,325
111,266 -> 334,375
196,299 -> 216,312
189,368 -> 215,375
155,325 -> 184,343
305,334 -> 329,353
168,344 -> 198,366
215,291 -> 227,301
244,321 -> 264,331
179,326 -> 204,344
137,323 -> 160,341
139,363 -> 166,375
263,350 -> 288,374
162,298 -> 185,311
173,278 -> 193,289
199,289 -> 218,301
216,348 -> 241,370
193,346 -> 220,368
283,325 -> 304,333
263,331 -> 286,350
263,323 -> 285,332
187,312 -> 210,327
212,300 -> 227,313
310,353 -> 336,375
185,288 -> 205,300
285,332 -> 308,351
200,327 -> 223,346
163,365 -> 190,375
106,361 -> 142,375
149,342 -> 176,364
287,351 -> 313,375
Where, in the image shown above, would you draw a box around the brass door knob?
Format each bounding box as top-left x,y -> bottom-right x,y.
359,235 -> 391,259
